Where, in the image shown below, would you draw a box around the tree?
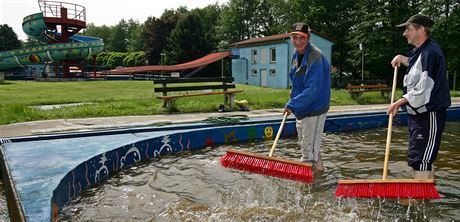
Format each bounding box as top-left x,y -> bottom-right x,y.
0,24 -> 21,51
143,8 -> 186,65
80,23 -> 113,48
195,4 -> 221,48
217,0 -> 260,43
429,1 -> 460,79
166,9 -> 217,64
288,0 -> 358,84
423,1 -> 460,67
126,19 -> 144,52
347,0 -> 389,80
107,19 -> 129,52
22,37 -> 42,48
258,0 -> 293,36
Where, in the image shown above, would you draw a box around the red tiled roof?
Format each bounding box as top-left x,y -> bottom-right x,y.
229,30 -> 335,48
110,51 -> 231,74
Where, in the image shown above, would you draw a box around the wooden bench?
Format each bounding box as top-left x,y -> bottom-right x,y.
154,77 -> 243,111
347,84 -> 391,99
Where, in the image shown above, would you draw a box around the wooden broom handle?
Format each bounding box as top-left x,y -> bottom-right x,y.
383,66 -> 399,179
269,112 -> 288,157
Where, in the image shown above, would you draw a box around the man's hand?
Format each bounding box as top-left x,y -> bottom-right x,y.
387,98 -> 407,116
391,55 -> 409,68
284,107 -> 292,116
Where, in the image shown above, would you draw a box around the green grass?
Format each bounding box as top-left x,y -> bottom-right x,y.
0,80 -> 448,125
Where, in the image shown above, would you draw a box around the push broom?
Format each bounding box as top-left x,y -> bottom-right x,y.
335,66 -> 440,199
220,112 -> 313,183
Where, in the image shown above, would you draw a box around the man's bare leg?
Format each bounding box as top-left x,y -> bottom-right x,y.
399,169 -> 435,205
414,169 -> 435,179
315,153 -> 324,172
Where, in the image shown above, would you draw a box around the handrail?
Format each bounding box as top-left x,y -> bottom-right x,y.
38,0 -> 86,22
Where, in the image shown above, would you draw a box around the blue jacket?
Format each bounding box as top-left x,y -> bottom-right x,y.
403,38 -> 451,115
286,43 -> 331,120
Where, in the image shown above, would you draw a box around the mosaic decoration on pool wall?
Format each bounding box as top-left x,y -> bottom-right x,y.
47,107 -> 460,221
50,122 -> 298,220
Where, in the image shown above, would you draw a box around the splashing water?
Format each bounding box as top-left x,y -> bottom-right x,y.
59,122 -> 460,221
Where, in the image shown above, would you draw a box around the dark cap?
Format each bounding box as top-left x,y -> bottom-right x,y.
396,14 -> 434,28
290,22 -> 310,37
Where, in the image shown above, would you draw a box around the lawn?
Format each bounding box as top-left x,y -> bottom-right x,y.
0,80 -> 408,125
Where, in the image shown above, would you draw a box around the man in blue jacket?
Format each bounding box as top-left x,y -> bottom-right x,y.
284,22 -> 331,172
389,14 -> 451,179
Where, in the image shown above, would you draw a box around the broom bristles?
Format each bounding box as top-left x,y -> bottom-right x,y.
335,179 -> 440,199
221,149 -> 313,183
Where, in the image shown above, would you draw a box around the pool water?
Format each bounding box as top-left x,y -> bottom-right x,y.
60,122 -> 460,221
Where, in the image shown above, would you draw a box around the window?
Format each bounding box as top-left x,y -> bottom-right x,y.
260,48 -> 267,64
251,49 -> 258,64
270,48 -> 276,63
270,69 -> 276,76
251,69 -> 257,76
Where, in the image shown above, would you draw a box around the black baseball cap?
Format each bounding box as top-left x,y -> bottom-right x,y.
290,22 -> 310,37
396,14 -> 434,28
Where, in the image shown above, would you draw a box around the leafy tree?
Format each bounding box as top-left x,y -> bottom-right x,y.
288,0 -> 357,84
217,0 -> 260,43
257,0 -> 293,36
445,5 -> 460,89
0,24 -> 21,51
166,10 -> 214,64
22,37 -> 42,48
107,19 -> 129,52
166,11 -> 202,64
424,1 -> 459,63
347,0 -> 390,80
142,16 -> 161,64
143,8 -> 187,65
126,19 -> 145,52
80,23 -> 113,48
428,1 -> 460,87
327,0 -> 359,83
195,4 -> 221,47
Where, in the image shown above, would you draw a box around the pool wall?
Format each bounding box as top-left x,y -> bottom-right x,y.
50,121 -> 298,220
1,107 -> 459,221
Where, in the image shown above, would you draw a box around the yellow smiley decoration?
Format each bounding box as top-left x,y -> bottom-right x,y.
224,131 -> 237,143
264,126 -> 273,140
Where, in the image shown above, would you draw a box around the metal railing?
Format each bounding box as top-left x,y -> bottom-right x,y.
38,0 -> 86,22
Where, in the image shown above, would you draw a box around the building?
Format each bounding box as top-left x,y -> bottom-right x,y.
229,31 -> 334,89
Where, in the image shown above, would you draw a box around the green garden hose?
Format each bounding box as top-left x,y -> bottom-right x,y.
202,115 -> 249,124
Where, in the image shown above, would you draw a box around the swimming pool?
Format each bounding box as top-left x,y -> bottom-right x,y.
59,122 -> 460,221
1,107 -> 459,221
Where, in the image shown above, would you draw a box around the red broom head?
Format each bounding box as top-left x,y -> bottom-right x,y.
335,179 -> 440,199
220,149 -> 313,183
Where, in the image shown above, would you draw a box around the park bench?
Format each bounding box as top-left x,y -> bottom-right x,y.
154,77 -> 243,111
347,83 -> 391,99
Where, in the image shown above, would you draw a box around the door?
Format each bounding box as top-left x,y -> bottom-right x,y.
261,69 -> 267,87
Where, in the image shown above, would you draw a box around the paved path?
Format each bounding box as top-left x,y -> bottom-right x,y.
1,97 -> 459,138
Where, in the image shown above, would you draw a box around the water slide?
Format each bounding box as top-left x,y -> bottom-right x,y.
0,12 -> 103,70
